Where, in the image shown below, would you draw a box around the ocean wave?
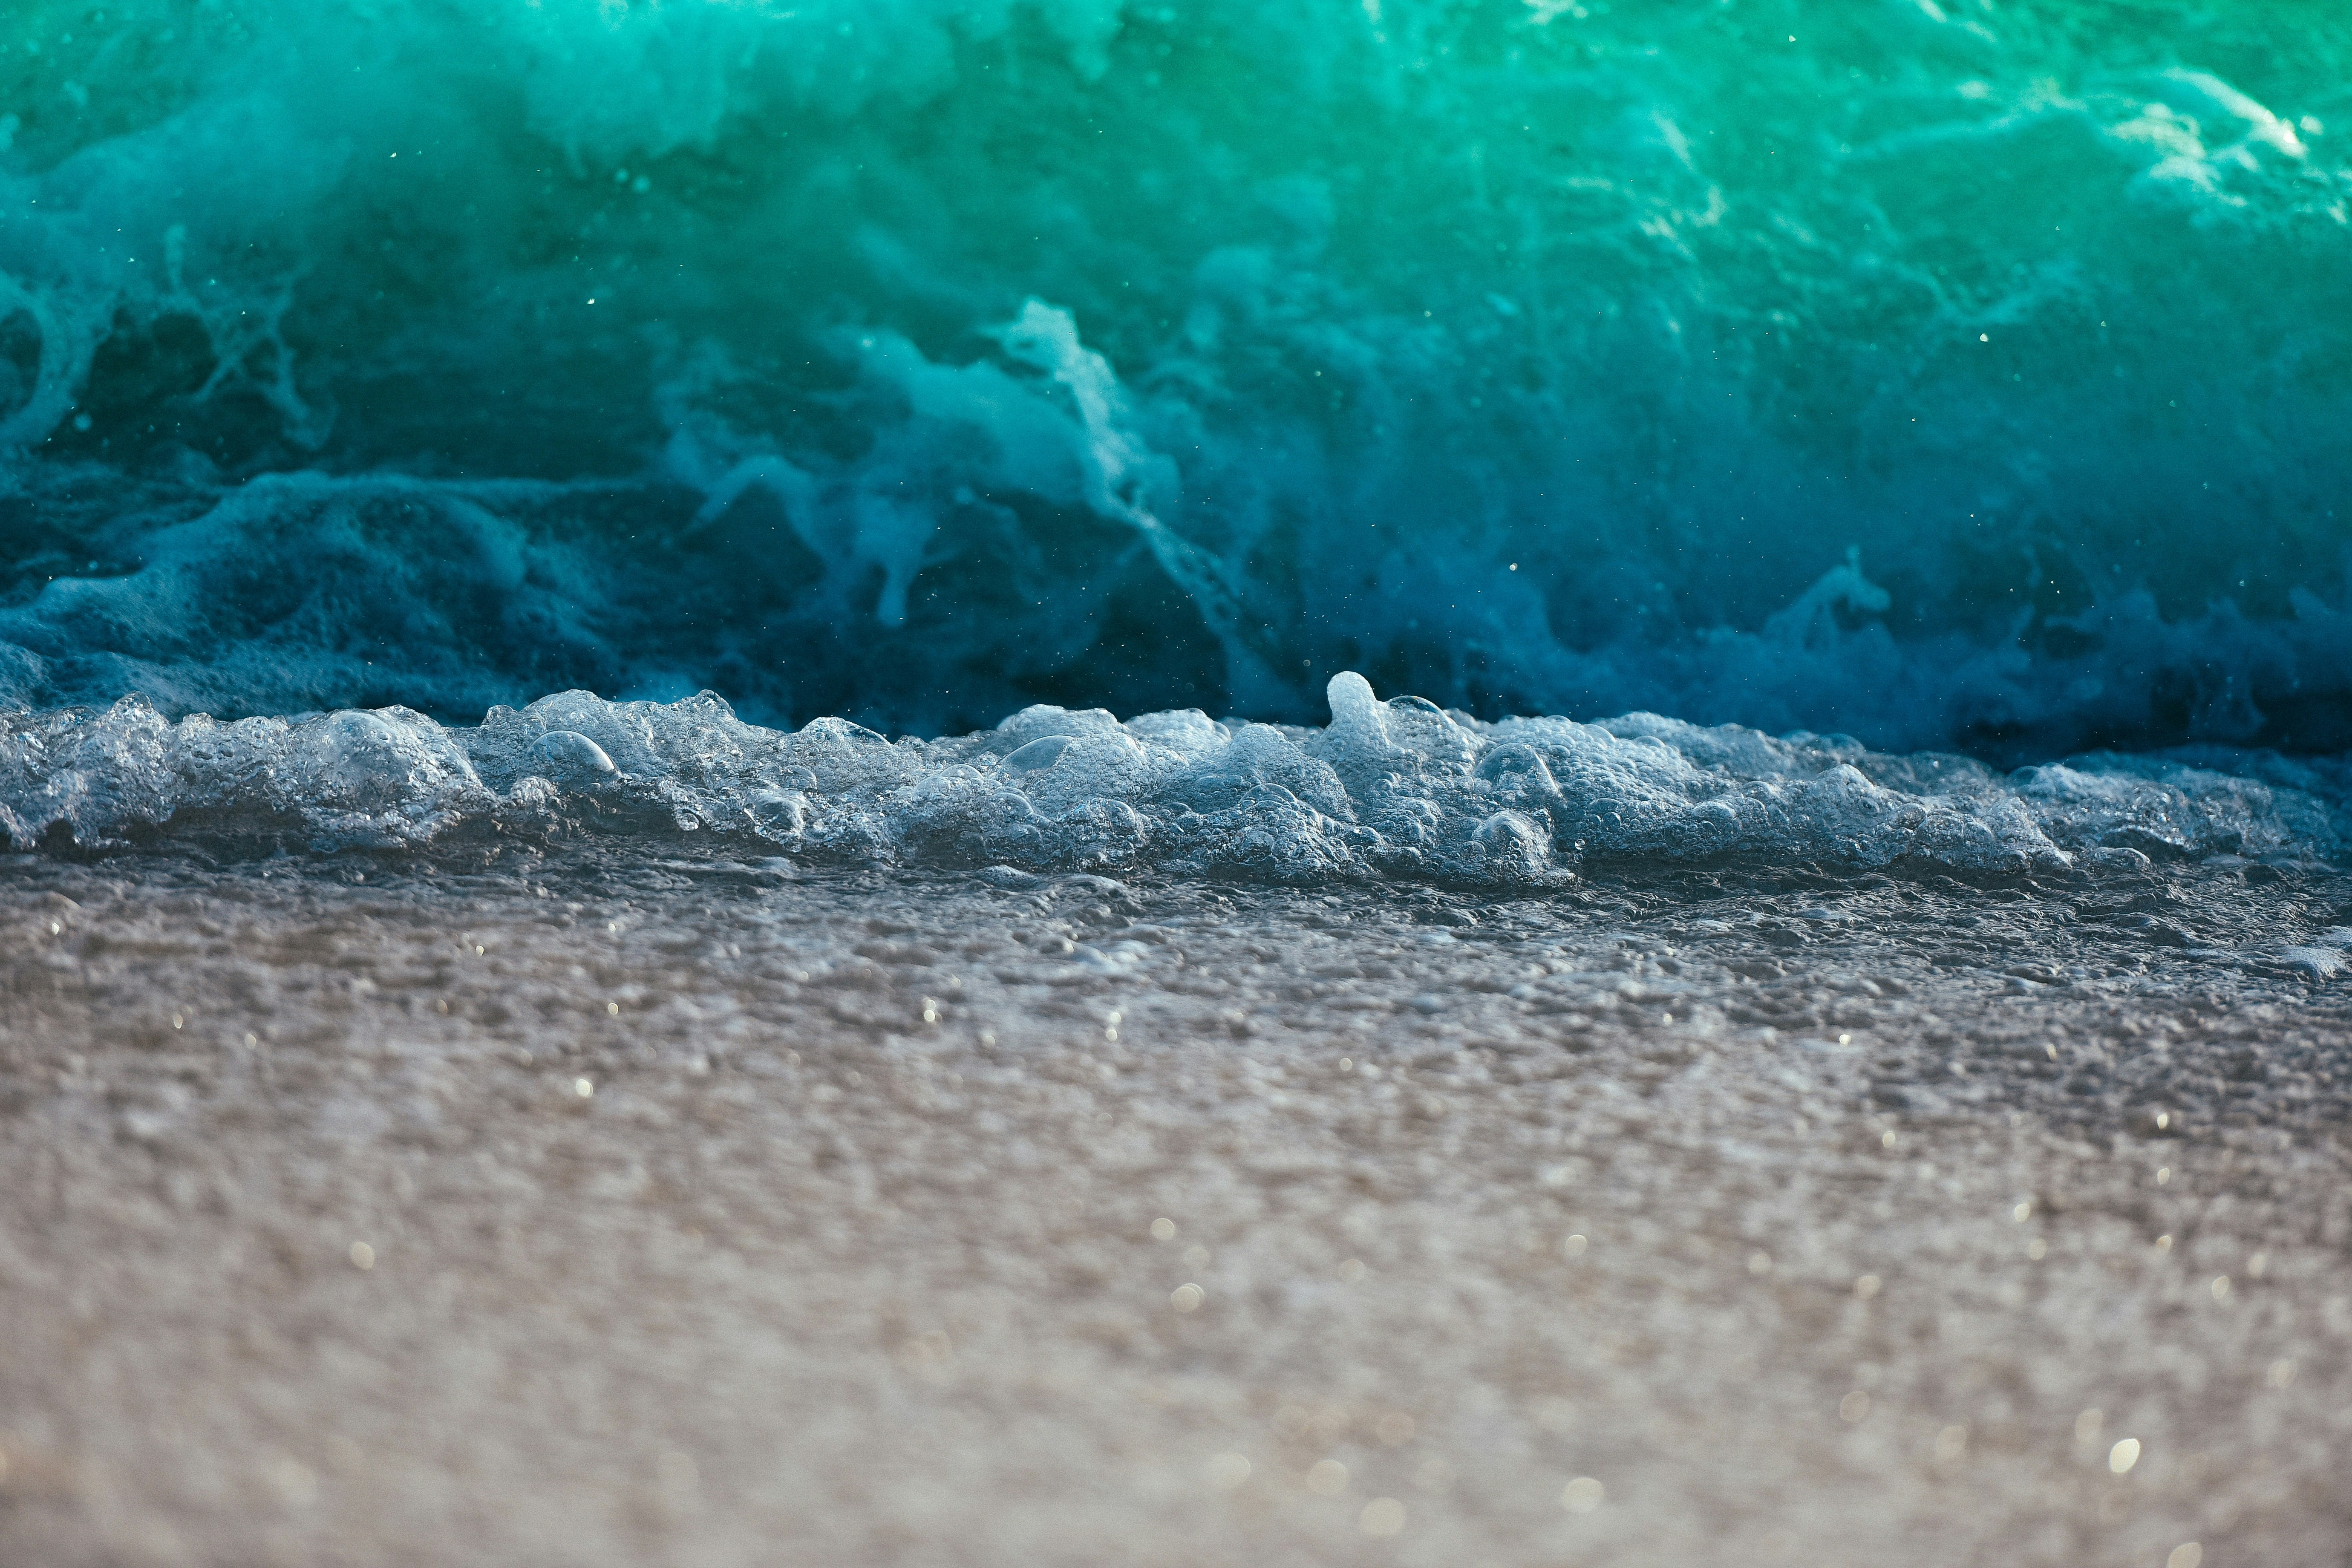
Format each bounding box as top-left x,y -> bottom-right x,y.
2,3 -> 2349,754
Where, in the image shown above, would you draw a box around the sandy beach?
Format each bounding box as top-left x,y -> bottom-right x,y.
0,850 -> 2346,1566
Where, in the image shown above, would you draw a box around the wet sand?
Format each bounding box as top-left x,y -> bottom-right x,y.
1,851 -> 2348,1566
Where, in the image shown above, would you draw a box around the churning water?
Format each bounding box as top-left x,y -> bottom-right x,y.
2,0 -> 2349,805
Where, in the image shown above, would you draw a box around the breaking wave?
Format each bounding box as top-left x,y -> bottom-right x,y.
0,2 -> 2348,758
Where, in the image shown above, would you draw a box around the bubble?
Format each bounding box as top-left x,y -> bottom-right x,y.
1001,735 -> 1075,773
528,729 -> 616,778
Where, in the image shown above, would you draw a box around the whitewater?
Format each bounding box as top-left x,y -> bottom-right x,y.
5,671 -> 2351,876
4,1 -> 2352,1564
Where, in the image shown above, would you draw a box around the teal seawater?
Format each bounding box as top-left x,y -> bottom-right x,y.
0,0 -> 2347,756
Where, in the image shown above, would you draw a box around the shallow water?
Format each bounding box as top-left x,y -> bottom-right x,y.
2,851 -> 2348,1565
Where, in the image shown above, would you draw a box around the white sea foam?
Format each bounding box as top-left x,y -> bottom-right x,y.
3,674 -> 2339,877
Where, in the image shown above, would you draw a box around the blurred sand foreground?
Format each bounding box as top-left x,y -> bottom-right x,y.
1,851 -> 2347,1566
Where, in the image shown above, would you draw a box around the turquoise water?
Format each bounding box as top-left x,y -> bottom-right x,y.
1,0 -> 2347,755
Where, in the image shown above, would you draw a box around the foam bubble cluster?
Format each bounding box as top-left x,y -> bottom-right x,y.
4,675 -> 2340,879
